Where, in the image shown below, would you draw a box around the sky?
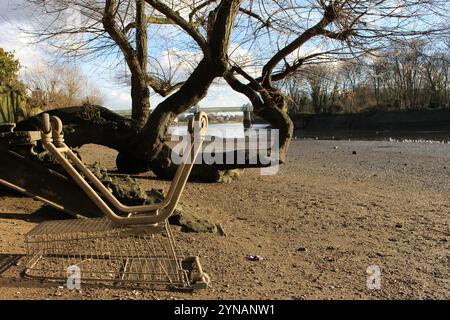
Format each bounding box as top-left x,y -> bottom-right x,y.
0,0 -> 249,111
1,0 -> 447,111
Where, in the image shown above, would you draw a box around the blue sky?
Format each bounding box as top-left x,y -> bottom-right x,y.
0,0 -> 250,110
1,0 -> 447,111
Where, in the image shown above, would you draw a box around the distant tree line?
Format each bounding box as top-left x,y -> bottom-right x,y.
282,41 -> 450,115
0,47 -> 104,123
23,63 -> 104,110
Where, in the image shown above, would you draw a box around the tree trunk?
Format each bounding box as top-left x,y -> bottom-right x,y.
255,104 -> 294,163
224,73 -> 294,163
130,74 -> 150,128
138,59 -> 217,161
130,0 -> 150,128
18,0 -> 259,183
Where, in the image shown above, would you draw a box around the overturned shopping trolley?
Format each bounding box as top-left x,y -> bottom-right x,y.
25,112 -> 210,290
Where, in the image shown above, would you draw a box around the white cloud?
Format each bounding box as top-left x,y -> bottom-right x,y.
200,79 -> 249,108
147,46 -> 251,110
228,42 -> 261,78
150,47 -> 202,83
0,19 -> 48,74
108,89 -> 132,110
148,80 -> 249,111
0,1 -> 250,112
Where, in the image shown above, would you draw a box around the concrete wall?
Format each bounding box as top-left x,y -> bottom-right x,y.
293,109 -> 450,132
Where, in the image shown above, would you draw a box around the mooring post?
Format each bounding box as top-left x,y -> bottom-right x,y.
243,110 -> 252,129
242,104 -> 253,129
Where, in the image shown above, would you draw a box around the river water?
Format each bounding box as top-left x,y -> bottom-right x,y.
170,122 -> 450,142
169,123 -> 269,139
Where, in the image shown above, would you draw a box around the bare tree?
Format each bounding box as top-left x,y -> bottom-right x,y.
281,40 -> 449,114
223,0 -> 448,159
23,63 -> 104,110
20,0 -> 243,181
18,0 -> 450,181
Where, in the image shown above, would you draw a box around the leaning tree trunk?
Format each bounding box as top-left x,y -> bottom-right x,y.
224,73 -> 294,163
254,92 -> 294,163
118,58 -> 224,180
112,0 -> 243,181
17,0 -> 262,182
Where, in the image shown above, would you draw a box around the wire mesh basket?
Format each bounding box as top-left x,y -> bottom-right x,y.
24,217 -> 203,290
22,113 -> 210,291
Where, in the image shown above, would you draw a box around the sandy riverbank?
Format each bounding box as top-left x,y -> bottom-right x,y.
0,139 -> 448,299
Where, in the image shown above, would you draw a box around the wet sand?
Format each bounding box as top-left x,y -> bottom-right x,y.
0,139 -> 449,299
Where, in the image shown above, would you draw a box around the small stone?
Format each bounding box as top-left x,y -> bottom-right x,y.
216,223 -> 227,236
246,255 -> 263,261
352,151 -> 357,155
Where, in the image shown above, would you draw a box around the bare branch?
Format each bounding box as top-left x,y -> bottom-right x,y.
144,0 -> 208,55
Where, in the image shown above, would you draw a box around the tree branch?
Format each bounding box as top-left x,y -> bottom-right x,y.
189,0 -> 217,23
144,0 -> 208,56
147,78 -> 185,97
261,2 -> 340,87
103,0 -> 142,76
123,16 -> 175,33
238,7 -> 271,27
